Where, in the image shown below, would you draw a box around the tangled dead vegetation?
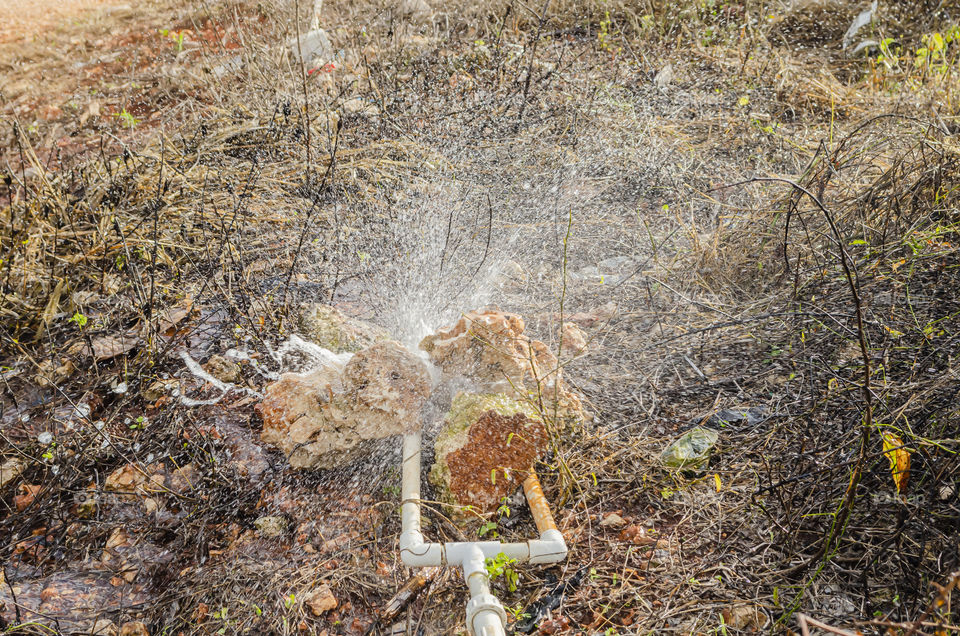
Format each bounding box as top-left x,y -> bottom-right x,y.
2,0 -> 960,634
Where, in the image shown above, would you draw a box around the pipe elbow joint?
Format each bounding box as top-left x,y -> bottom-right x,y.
528,529 -> 568,564
399,531 -> 443,567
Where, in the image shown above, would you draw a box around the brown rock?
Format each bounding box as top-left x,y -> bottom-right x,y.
119,621 -> 150,636
304,584 -> 338,616
167,463 -> 197,493
599,512 -> 627,528
564,300 -> 618,327
0,457 -> 27,491
558,322 -> 587,355
421,308 -> 583,423
619,524 -> 657,546
143,378 -> 178,402
721,604 -> 768,631
14,483 -> 42,511
259,341 -> 431,469
420,309 -> 535,390
429,392 -> 548,512
105,464 -> 147,493
203,354 -> 240,383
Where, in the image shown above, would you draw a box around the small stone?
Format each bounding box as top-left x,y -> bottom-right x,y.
254,516 -> 288,537
599,512 -> 627,528
304,584 -> 338,616
106,464 -> 146,492
0,457 -> 26,490
559,322 -> 587,355
654,63 -> 674,87
299,304 -> 389,353
167,463 -> 198,493
564,301 -> 618,327
940,483 -> 956,501
119,621 -> 150,636
660,426 -> 719,470
105,527 -> 131,552
720,605 -> 768,631
399,0 -> 431,20
143,378 -> 178,402
56,359 -> 78,381
619,524 -> 655,545
342,98 -> 376,116
203,354 -> 240,383
90,619 -> 117,635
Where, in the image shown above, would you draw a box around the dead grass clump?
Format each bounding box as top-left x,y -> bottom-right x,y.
649,114 -> 960,629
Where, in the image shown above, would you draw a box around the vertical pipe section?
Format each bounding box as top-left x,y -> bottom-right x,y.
523,472 -> 568,564
401,432 -> 423,538
400,432 -> 443,566
523,472 -> 558,534
462,546 -> 507,636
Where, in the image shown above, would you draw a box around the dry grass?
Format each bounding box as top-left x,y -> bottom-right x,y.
2,0 -> 959,634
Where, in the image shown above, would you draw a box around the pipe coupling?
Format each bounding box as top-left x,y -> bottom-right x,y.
465,592 -> 507,636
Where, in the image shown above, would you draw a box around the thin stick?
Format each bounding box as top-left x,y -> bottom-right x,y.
798,614 -> 861,636
294,0 -> 313,189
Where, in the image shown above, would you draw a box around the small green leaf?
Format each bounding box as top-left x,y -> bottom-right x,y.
69,311 -> 88,328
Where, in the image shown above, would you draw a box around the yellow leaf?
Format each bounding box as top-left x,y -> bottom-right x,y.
881,431 -> 910,494
884,325 -> 905,338
714,474 -> 722,492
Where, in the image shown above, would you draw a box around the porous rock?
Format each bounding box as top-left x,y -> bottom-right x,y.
299,303 -> 389,353
420,308 -> 583,423
259,341 -> 431,469
0,457 -> 26,491
254,516 -> 287,537
429,392 -> 548,513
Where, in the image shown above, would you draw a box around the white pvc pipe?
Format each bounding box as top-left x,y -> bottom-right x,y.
399,432 -> 568,635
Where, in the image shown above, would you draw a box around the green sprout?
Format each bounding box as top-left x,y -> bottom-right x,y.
115,108 -> 139,128
69,311 -> 88,328
485,552 -> 519,592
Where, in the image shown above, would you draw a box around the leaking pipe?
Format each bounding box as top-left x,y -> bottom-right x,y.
399,432 -> 568,635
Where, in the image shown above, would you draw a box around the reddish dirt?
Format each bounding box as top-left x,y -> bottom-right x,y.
0,0 -> 130,45
0,0 -> 259,170
445,410 -> 548,512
